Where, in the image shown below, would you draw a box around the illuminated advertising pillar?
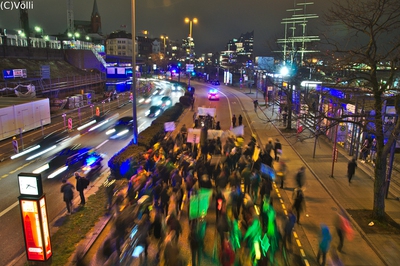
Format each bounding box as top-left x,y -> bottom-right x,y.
17,173 -> 52,262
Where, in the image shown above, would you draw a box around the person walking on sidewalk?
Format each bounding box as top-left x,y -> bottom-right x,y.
274,138 -> 282,161
347,158 -> 357,183
292,187 -> 305,224
60,179 -> 75,214
253,100 -> 258,112
295,166 -> 306,188
238,114 -> 243,126
317,224 -> 332,266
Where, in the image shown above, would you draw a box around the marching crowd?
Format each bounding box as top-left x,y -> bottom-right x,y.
86,124 -> 353,266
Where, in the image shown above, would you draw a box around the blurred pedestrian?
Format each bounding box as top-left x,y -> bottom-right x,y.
232,114 -> 237,127
347,158 -> 357,183
274,138 -> 282,161
277,160 -> 287,188
334,210 -> 353,252
216,121 -> 221,130
241,164 -> 252,194
369,138 -> 377,165
189,220 -> 202,266
238,114 -> 243,126
60,179 -> 75,214
317,224 -> 332,266
265,138 -> 274,156
75,172 -> 89,206
253,100 -> 258,112
360,139 -> 370,162
219,233 -> 235,266
104,176 -> 116,212
283,208 -> 297,252
292,187 -> 305,224
295,166 -> 306,188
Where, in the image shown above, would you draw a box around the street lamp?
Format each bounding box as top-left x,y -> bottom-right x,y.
160,35 -> 168,55
184,17 -> 198,38
34,26 -> 44,37
131,0 -> 138,144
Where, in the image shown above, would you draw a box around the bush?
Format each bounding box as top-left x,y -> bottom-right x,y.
108,102 -> 185,179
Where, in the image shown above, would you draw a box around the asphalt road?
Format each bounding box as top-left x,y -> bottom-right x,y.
0,81 -> 183,266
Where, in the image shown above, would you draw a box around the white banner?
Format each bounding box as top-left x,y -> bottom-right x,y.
197,107 -> 216,117
187,128 -> 201,143
231,125 -> 244,136
207,129 -> 223,139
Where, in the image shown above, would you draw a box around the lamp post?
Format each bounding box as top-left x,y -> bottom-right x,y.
34,26 -> 44,37
184,18 -> 198,87
160,35 -> 168,55
184,17 -> 198,38
131,0 -> 138,144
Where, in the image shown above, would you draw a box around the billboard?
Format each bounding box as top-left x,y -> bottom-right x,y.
19,196 -> 52,261
255,57 -> 274,71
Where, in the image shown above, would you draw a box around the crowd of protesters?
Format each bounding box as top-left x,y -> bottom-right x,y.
88,122 -> 352,266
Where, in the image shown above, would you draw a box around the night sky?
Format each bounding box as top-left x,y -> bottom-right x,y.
0,0 -> 335,55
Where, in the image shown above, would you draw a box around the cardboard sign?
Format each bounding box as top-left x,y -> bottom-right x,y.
187,128 -> 201,143
207,129 -> 223,139
164,122 -> 175,132
231,125 -> 244,136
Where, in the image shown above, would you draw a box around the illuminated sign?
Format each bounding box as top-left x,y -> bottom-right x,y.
19,196 -> 52,261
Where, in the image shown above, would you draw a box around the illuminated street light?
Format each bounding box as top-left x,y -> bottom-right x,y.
160,35 -> 168,54
34,26 -> 44,37
184,17 -> 198,38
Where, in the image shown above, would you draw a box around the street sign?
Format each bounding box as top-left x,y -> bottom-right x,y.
186,64 -> 194,72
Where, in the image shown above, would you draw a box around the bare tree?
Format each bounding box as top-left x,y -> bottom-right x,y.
324,0 -> 400,220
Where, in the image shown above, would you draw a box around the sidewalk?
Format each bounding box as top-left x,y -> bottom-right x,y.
236,86 -> 400,266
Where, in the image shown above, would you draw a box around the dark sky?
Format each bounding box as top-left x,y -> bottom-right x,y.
0,0 -> 334,55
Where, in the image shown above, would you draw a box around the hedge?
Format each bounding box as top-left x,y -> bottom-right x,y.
108,102 -> 185,179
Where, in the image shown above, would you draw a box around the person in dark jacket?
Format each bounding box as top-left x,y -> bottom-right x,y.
238,114 -> 243,126
274,139 -> 282,161
75,172 -> 89,205
61,179 -> 75,214
347,158 -> 357,183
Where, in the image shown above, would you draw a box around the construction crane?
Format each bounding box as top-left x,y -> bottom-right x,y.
66,0 -> 74,34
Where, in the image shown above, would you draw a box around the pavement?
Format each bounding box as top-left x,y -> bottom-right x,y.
10,84 -> 400,266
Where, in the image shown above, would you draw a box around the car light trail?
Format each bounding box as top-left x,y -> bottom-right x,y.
77,120 -> 96,131
48,166 -> 68,179
33,164 -> 50,174
105,128 -> 116,135
26,145 -> 57,160
89,119 -> 109,132
10,145 -> 41,160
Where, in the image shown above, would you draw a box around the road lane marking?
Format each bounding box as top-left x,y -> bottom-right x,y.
0,201 -> 18,218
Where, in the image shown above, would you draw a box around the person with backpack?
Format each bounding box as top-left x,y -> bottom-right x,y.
75,172 -> 89,206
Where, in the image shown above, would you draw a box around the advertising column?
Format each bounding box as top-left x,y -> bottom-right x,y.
17,173 -> 52,263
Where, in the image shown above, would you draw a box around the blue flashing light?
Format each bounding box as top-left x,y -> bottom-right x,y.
85,154 -> 100,166
209,89 -> 217,94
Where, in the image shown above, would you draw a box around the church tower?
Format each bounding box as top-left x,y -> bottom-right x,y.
90,0 -> 102,34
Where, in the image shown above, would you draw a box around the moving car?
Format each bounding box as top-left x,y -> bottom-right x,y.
145,105 -> 163,118
35,144 -> 100,179
211,80 -> 220,85
106,116 -> 134,139
160,96 -> 172,108
208,89 -> 219,101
